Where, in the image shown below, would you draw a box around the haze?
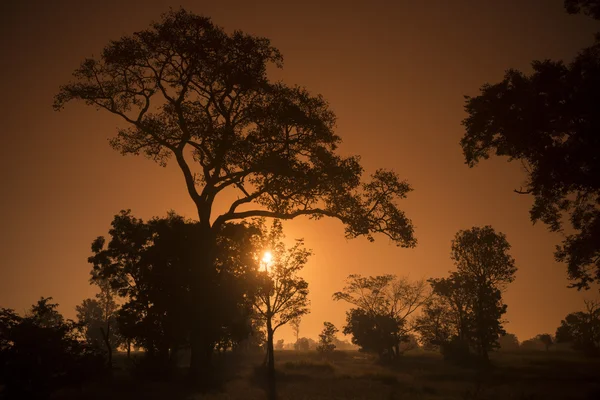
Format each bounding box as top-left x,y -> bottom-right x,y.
1,0 -> 597,345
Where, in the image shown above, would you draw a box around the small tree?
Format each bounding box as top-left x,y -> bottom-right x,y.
76,280 -> 121,367
537,334 -> 554,351
498,333 -> 520,351
317,322 -> 338,356
334,274 -> 430,359
414,295 -> 456,350
450,226 -> 517,362
290,316 -> 301,344
252,221 -> 310,388
294,337 -> 310,351
1,298 -> 103,398
556,299 -> 600,356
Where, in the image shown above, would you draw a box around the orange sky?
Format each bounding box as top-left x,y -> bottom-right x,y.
1,0 -> 599,345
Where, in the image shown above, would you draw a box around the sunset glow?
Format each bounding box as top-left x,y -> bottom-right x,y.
262,251 -> 273,270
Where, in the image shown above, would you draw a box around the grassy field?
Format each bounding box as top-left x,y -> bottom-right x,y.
52,349 -> 600,400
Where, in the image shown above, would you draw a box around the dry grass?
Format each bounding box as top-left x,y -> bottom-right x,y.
51,349 -> 600,400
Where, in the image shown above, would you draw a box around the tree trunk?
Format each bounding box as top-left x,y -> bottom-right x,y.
100,324 -> 112,368
189,223 -> 217,386
127,340 -> 131,358
266,321 -> 277,400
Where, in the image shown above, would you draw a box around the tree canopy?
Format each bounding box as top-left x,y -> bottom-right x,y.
334,274 -> 429,359
556,299 -> 600,356
461,6 -> 600,289
53,9 -> 415,247
88,211 -> 259,362
417,227 -> 516,363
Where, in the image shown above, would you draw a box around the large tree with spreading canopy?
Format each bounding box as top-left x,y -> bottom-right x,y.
460,1 -> 600,290
54,9 -> 416,377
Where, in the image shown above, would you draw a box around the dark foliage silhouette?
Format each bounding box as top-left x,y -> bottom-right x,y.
556,299 -> 600,356
334,275 -> 429,360
53,8 -> 415,378
565,0 -> 600,19
417,227 -> 516,364
461,6 -> 600,289
537,333 -> 554,351
290,316 -> 301,345
343,309 -> 404,359
316,322 -> 338,356
497,333 -> 520,351
0,298 -> 104,399
89,210 -> 259,381
76,279 -> 122,367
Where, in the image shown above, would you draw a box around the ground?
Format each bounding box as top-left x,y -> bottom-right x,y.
52,349 -> 600,400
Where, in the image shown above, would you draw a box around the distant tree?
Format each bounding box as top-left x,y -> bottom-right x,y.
252,221 -> 310,387
343,308 -> 404,359
498,333 -> 520,351
334,274 -> 430,359
398,334 -> 420,353
537,334 -> 554,351
417,227 -> 516,363
290,316 -> 301,344
0,298 -> 103,398
461,5 -> 600,290
317,322 -> 339,356
54,8 -> 416,378
520,337 -> 546,351
415,288 -> 464,350
275,339 -> 285,351
76,280 -> 122,367
294,337 -> 311,352
556,299 -> 600,356
450,226 -> 516,362
76,299 -> 104,349
332,337 -> 358,351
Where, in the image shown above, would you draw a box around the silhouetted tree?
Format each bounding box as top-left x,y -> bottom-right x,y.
498,333 -> 520,351
290,316 -> 301,344
294,337 -> 311,351
421,274 -> 476,363
556,299 -> 600,356
414,295 -> 457,350
275,339 -> 285,351
450,226 -> 516,362
251,221 -> 310,390
331,337 -> 358,351
537,334 -> 554,351
334,274 -> 429,359
76,280 -> 122,367
417,227 -> 516,363
89,210 -> 259,377
343,309 -> 403,359
461,6 -> 600,290
520,337 -> 547,351
0,298 -> 104,398
54,9 -> 416,377
317,322 -> 338,356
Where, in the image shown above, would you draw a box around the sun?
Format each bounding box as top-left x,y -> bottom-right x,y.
262,251 -> 273,265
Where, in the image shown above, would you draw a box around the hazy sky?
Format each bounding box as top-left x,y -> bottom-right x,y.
1,0 -> 598,344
